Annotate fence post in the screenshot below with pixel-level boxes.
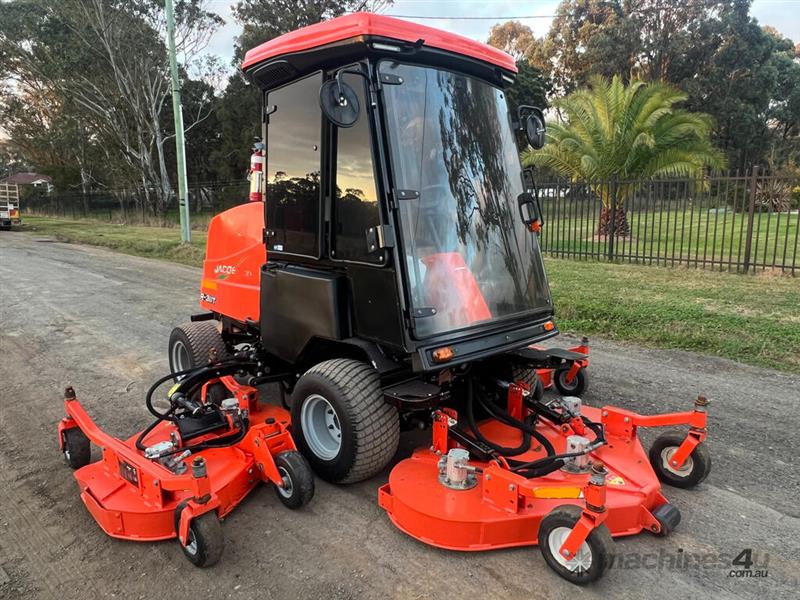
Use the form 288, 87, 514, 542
742, 165, 759, 274
607, 177, 617, 260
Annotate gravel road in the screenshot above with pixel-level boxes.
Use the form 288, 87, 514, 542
0, 231, 798, 600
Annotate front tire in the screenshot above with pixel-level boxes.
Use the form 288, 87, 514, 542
168, 321, 231, 377
291, 359, 399, 484
538, 505, 613, 585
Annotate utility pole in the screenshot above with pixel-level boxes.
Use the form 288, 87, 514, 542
166, 0, 191, 243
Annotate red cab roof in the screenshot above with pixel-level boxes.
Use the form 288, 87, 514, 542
242, 12, 517, 73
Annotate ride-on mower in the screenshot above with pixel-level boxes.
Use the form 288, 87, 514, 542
154, 13, 706, 582
57, 360, 315, 567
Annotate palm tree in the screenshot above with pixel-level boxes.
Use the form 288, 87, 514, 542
522, 75, 725, 236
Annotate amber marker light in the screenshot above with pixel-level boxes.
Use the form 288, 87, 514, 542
432, 346, 455, 363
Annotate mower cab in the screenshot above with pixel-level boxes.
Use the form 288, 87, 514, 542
168, 13, 581, 482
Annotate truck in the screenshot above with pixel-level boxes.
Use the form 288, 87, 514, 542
0, 183, 21, 230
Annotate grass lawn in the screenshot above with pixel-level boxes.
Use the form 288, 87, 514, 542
17, 215, 800, 372
20, 215, 208, 267
546, 258, 800, 371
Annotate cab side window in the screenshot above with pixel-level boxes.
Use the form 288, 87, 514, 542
266, 73, 322, 256
332, 72, 381, 263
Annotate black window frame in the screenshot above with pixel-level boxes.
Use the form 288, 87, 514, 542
263, 70, 325, 260
375, 58, 553, 342
326, 63, 387, 267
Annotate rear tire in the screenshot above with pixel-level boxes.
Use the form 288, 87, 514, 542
291, 359, 399, 484
168, 321, 231, 377
511, 366, 545, 401
62, 428, 91, 469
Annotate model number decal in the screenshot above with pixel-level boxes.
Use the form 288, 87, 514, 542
200, 292, 217, 304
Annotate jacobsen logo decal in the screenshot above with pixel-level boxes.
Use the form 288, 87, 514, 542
214, 264, 236, 277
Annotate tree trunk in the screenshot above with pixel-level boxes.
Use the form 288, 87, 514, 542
597, 205, 631, 237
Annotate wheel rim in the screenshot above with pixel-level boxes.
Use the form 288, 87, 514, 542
277, 466, 294, 498
660, 447, 694, 477
184, 528, 198, 555
559, 371, 577, 391
171, 340, 191, 375
548, 526, 593, 573
300, 394, 342, 460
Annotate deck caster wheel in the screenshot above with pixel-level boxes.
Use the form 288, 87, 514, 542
168, 321, 231, 379
651, 503, 681, 537
649, 433, 711, 488
174, 504, 224, 568
62, 428, 91, 469
554, 367, 588, 397
273, 451, 315, 509
538, 505, 613, 585
292, 359, 399, 484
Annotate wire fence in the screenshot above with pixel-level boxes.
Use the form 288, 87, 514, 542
538, 170, 800, 274
22, 181, 250, 229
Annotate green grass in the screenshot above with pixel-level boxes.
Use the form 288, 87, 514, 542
546, 258, 800, 371
543, 208, 800, 269
17, 215, 800, 372
20, 215, 207, 267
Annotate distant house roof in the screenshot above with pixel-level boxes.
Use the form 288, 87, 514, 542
0, 172, 53, 185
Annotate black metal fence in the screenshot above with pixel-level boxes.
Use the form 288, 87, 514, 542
23, 181, 250, 228
538, 170, 800, 274
21, 172, 800, 274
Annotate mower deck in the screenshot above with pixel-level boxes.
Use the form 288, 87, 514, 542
378, 386, 709, 584
58, 371, 315, 567
379, 406, 665, 551
71, 400, 292, 542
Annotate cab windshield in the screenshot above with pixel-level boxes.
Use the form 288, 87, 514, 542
380, 61, 552, 338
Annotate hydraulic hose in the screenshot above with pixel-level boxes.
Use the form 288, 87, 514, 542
464, 379, 532, 456
459, 378, 607, 479
136, 358, 255, 451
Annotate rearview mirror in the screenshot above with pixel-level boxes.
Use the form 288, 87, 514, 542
525, 111, 546, 149
319, 78, 360, 128
516, 105, 546, 149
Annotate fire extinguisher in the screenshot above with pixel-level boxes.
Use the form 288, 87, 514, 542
248, 139, 265, 202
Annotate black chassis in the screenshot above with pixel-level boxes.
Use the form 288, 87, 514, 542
201, 35, 568, 411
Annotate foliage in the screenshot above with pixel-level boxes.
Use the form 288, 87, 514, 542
522, 76, 725, 233
524, 1, 800, 172
232, 1, 392, 60
0, 0, 220, 216
487, 20, 542, 63
503, 61, 552, 143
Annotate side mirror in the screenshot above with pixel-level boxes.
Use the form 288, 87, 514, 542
319, 79, 360, 127
517, 105, 546, 149
525, 111, 546, 149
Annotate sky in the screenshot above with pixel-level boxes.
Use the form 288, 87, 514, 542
203, 0, 800, 67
